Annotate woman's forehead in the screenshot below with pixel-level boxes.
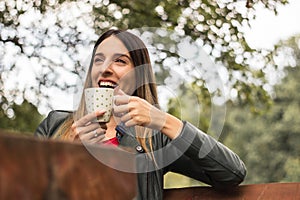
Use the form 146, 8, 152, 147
95, 36, 130, 56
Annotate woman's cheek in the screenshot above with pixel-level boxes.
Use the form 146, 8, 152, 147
118, 68, 136, 95
90, 67, 99, 87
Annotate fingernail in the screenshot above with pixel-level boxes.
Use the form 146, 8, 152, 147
96, 110, 106, 115
71, 123, 76, 129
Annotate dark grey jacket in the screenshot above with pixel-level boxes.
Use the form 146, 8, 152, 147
35, 110, 247, 200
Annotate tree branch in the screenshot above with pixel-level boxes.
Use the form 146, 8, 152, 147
0, 35, 24, 53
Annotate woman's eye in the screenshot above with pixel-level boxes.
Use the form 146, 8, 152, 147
94, 58, 104, 63
115, 58, 126, 64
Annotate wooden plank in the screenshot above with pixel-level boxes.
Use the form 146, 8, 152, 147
1, 132, 299, 199
164, 182, 300, 200
0, 133, 137, 200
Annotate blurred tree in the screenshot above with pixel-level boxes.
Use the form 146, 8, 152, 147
0, 99, 43, 134
0, 0, 289, 118
167, 82, 211, 131
166, 34, 300, 185
222, 34, 300, 183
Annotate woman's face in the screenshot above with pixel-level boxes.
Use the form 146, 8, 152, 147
91, 35, 135, 93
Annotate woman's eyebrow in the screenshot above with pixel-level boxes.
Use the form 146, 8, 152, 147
94, 53, 131, 59
94, 52, 132, 62
113, 53, 132, 61
94, 52, 104, 57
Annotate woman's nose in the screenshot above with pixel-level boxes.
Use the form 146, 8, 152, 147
100, 60, 114, 75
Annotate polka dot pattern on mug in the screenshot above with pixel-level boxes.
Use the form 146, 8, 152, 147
84, 88, 114, 122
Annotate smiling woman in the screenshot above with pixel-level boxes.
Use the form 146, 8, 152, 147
35, 29, 247, 200
91, 35, 135, 93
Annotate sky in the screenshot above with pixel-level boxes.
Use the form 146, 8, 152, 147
244, 0, 300, 49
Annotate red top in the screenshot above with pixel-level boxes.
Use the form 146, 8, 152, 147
102, 137, 119, 146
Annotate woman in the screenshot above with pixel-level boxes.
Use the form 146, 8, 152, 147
35, 29, 246, 199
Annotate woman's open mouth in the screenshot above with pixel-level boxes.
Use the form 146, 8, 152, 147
98, 81, 118, 88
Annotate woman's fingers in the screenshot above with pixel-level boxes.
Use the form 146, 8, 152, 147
114, 95, 166, 130
114, 96, 149, 126
71, 110, 107, 144
79, 127, 106, 142
120, 112, 131, 122
114, 94, 130, 106
73, 121, 100, 136
113, 92, 130, 119
113, 104, 129, 115
114, 89, 167, 130
72, 110, 106, 128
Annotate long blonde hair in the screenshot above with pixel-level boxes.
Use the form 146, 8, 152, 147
54, 29, 159, 154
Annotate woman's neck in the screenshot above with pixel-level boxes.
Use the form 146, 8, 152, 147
104, 118, 118, 139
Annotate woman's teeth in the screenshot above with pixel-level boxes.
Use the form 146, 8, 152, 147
98, 81, 117, 88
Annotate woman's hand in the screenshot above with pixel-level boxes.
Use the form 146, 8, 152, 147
113, 89, 165, 130
71, 110, 107, 144
113, 89, 183, 139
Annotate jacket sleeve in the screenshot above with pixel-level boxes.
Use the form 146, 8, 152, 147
34, 110, 72, 138
165, 121, 247, 188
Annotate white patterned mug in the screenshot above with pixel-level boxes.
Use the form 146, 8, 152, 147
84, 87, 114, 122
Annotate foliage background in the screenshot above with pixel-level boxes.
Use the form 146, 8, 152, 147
0, 0, 299, 187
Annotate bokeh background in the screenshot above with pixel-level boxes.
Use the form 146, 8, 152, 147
0, 0, 299, 188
